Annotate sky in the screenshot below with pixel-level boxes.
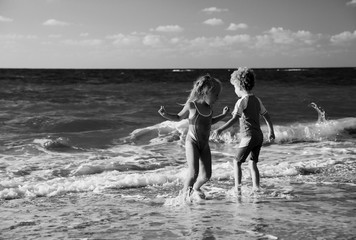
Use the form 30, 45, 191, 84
0, 0, 356, 68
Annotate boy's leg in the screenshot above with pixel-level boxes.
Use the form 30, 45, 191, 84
249, 161, 260, 190
249, 144, 262, 190
234, 161, 243, 192
235, 144, 250, 192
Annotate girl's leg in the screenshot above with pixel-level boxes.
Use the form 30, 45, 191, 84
192, 145, 211, 192
249, 161, 260, 190
184, 140, 200, 192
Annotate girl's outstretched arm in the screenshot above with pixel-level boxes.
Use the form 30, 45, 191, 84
158, 102, 190, 122
212, 106, 230, 124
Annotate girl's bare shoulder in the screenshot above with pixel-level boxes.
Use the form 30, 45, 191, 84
194, 101, 211, 115
185, 101, 195, 109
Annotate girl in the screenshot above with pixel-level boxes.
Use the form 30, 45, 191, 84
158, 74, 229, 200
214, 67, 275, 193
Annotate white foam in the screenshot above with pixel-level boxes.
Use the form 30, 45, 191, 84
0, 167, 186, 200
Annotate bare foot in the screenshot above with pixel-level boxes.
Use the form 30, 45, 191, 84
192, 189, 206, 199
183, 187, 193, 203
235, 185, 242, 197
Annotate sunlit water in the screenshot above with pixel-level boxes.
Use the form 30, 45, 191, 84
0, 68, 355, 239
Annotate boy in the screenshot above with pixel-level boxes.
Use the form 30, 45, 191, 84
214, 67, 275, 193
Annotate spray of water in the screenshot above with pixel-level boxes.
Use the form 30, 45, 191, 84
309, 102, 327, 123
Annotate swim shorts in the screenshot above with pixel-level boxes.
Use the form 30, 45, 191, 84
235, 135, 263, 163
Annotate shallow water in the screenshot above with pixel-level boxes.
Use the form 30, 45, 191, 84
2, 182, 355, 240
0, 68, 355, 239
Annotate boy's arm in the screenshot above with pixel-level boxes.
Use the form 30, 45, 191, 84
158, 102, 190, 122
212, 106, 229, 124
215, 114, 239, 134
262, 112, 275, 141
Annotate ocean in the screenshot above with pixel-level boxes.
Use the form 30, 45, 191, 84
0, 68, 355, 239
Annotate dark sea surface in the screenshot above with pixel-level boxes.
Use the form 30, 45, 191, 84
0, 68, 355, 239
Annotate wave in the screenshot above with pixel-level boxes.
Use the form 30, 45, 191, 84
1, 104, 355, 200
0, 167, 185, 200
273, 117, 356, 143
1, 150, 354, 200
125, 117, 356, 146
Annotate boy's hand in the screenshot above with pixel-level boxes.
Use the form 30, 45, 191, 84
222, 106, 230, 115
158, 106, 166, 116
268, 132, 275, 142
211, 129, 223, 139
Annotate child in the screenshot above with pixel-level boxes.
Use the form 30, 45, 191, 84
213, 67, 275, 193
158, 74, 229, 200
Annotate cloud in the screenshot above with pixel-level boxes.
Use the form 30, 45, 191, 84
186, 34, 251, 49
261, 27, 320, 45
330, 30, 356, 45
251, 27, 323, 57
80, 33, 89, 37
167, 27, 332, 60
43, 19, 70, 26
62, 39, 103, 46
154, 25, 184, 33
107, 32, 251, 51
0, 34, 37, 39
103, 27, 326, 58
210, 35, 251, 47
227, 23, 248, 31
346, 0, 356, 7
108, 33, 183, 49
202, 7, 228, 14
107, 33, 141, 46
222, 34, 251, 44
143, 34, 163, 47
49, 34, 62, 38
0, 15, 14, 22
170, 37, 183, 44
203, 18, 224, 26
267, 27, 296, 44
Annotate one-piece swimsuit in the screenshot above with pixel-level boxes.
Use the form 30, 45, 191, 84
186, 101, 212, 152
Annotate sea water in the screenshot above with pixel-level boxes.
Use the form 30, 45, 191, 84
0, 68, 355, 239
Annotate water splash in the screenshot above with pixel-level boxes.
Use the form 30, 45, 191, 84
308, 102, 327, 123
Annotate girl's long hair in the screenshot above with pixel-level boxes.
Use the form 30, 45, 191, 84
185, 74, 222, 104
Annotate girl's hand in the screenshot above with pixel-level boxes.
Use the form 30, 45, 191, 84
158, 106, 166, 116
222, 106, 230, 115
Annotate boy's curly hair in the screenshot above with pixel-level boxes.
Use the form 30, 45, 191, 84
230, 67, 255, 91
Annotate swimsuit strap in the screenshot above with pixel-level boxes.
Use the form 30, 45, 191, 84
193, 101, 212, 117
